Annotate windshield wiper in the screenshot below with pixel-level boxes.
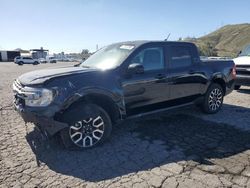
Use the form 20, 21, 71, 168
74, 63, 91, 68
74, 63, 81, 67
80, 65, 91, 68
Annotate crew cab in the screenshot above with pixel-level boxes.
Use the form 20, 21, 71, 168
233, 44, 250, 89
14, 56, 39, 65
12, 41, 236, 149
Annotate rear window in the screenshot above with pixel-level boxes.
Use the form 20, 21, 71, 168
169, 46, 192, 68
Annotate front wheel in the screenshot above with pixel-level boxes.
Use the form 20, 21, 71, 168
60, 103, 112, 150
201, 83, 224, 114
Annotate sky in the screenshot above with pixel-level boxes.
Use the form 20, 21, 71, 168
0, 0, 250, 53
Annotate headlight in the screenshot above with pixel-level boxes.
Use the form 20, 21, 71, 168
24, 87, 55, 107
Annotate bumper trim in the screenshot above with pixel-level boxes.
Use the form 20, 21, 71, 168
15, 104, 68, 136
235, 75, 250, 86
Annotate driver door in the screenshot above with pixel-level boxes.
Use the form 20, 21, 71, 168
121, 44, 169, 111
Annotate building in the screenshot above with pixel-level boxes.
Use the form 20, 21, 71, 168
0, 50, 20, 62
30, 47, 48, 59
15, 48, 30, 57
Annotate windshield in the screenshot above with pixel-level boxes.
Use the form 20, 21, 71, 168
239, 45, 250, 56
80, 44, 135, 70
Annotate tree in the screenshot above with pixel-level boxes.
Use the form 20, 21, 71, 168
81, 49, 89, 55
80, 49, 90, 60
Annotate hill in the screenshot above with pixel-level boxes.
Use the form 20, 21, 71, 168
184, 23, 250, 57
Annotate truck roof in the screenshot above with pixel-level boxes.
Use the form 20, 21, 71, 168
113, 40, 195, 47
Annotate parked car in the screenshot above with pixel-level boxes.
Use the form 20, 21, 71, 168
61, 58, 71, 62
233, 44, 250, 90
48, 57, 57, 63
14, 56, 39, 65
39, 58, 47, 63
13, 41, 236, 149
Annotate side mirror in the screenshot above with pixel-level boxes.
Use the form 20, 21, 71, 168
128, 63, 144, 74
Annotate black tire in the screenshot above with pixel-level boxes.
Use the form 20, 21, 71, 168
60, 103, 112, 150
234, 85, 241, 90
33, 61, 39, 65
18, 61, 23, 65
201, 83, 224, 114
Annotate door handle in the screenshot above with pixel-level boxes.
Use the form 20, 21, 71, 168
189, 70, 196, 74
155, 74, 166, 79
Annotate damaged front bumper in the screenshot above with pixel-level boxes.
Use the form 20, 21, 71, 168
14, 103, 68, 136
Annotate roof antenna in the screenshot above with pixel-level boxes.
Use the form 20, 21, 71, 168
165, 33, 171, 41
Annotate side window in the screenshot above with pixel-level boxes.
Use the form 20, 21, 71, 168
170, 46, 192, 68
131, 47, 164, 71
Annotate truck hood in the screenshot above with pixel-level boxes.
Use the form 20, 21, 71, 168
233, 56, 250, 65
18, 66, 97, 86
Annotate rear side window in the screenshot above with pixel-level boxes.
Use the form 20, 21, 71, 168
169, 46, 192, 68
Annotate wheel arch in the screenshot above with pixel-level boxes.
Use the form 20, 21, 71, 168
57, 91, 123, 125
211, 76, 226, 94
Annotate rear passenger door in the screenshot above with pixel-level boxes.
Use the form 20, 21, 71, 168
27, 57, 34, 64
167, 44, 202, 100
23, 57, 32, 64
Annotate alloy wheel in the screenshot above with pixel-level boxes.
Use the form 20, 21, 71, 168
208, 88, 223, 111
69, 116, 105, 148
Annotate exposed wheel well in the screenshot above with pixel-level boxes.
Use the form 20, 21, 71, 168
212, 78, 226, 94
57, 94, 121, 125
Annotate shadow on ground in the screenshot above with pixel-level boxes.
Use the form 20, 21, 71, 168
26, 104, 250, 182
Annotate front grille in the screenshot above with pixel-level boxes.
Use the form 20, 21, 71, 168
236, 65, 250, 76
13, 79, 26, 106
13, 79, 24, 94
236, 65, 250, 68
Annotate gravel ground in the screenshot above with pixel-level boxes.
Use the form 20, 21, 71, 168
0, 62, 250, 188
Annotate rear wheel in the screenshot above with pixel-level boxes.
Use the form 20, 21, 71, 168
202, 83, 224, 114
60, 103, 112, 150
33, 61, 39, 65
234, 85, 241, 90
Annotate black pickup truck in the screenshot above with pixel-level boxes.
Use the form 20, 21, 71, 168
13, 41, 236, 149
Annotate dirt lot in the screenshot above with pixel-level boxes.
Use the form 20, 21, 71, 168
0, 62, 250, 188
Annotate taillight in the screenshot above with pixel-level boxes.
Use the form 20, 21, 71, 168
232, 64, 236, 79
